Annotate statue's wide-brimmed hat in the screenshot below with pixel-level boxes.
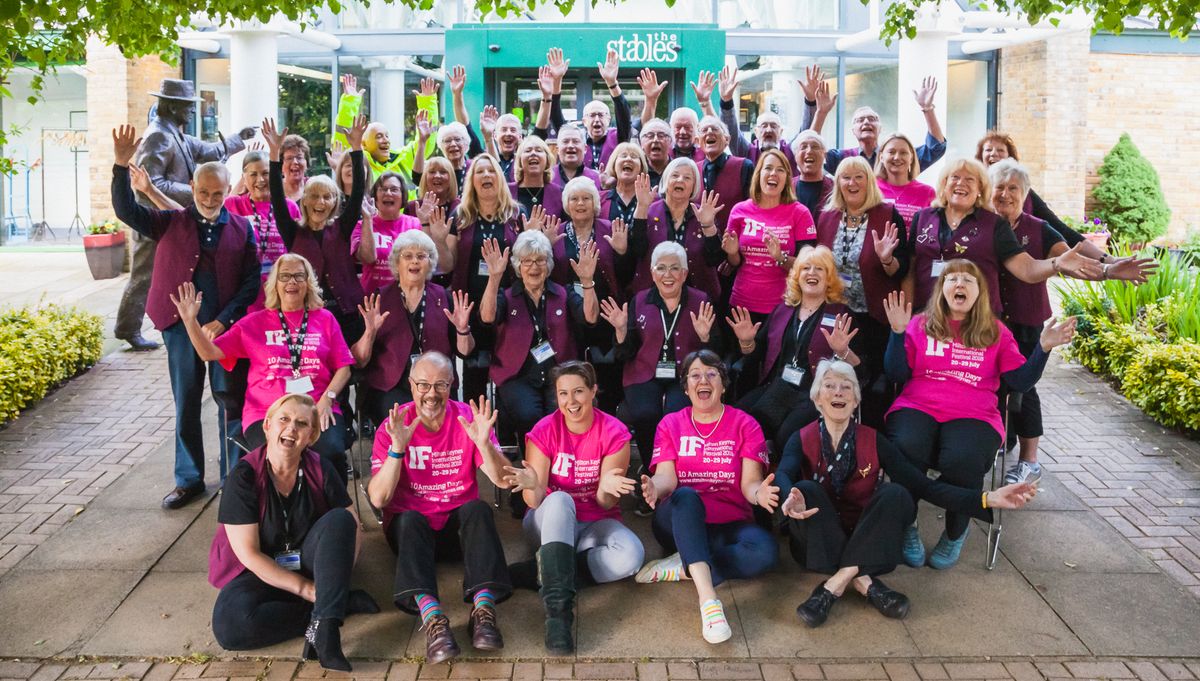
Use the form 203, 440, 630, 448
148, 79, 202, 103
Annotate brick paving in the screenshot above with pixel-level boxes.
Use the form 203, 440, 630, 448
0, 348, 172, 578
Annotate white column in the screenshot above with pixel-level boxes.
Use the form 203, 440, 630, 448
228, 29, 279, 129
897, 32, 949, 143
370, 62, 407, 146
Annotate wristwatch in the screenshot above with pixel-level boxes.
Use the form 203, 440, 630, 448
324, 391, 337, 401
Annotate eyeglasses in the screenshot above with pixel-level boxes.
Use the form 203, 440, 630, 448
377, 185, 405, 195
642, 132, 670, 140
399, 252, 430, 262
519, 257, 548, 268
853, 115, 880, 124
687, 370, 721, 383
412, 380, 452, 394
653, 264, 684, 275
282, 154, 307, 164
277, 272, 308, 283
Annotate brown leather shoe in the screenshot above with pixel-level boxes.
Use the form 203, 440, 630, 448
161, 484, 205, 510
468, 606, 504, 651
422, 614, 459, 664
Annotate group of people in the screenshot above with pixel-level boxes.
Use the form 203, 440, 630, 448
111, 50, 1157, 669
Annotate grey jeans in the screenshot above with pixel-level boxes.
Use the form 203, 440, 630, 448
522, 490, 645, 583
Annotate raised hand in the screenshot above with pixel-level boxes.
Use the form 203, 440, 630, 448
546, 47, 570, 84
260, 117, 287, 161
128, 164, 153, 195
640, 474, 659, 510
1039, 316, 1077, 352
721, 228, 740, 256
343, 114, 368, 151
690, 70, 716, 105
820, 313, 859, 358
1056, 242, 1104, 279
459, 397, 499, 446
987, 481, 1038, 510
502, 463, 539, 492
638, 68, 669, 100
236, 125, 258, 141
691, 301, 716, 342
913, 75, 938, 111
443, 290, 475, 334
755, 473, 780, 512
358, 293, 391, 334
570, 240, 599, 283
415, 109, 433, 141
798, 64, 826, 103
883, 290, 912, 334
634, 172, 656, 207
598, 297, 628, 333
480, 105, 499, 138
341, 73, 365, 98
169, 282, 203, 322
481, 238, 510, 279
384, 403, 417, 452
448, 65, 467, 94
1105, 254, 1158, 283
604, 218, 629, 255
413, 76, 440, 98
872, 221, 900, 264
718, 65, 738, 102
324, 139, 347, 170
696, 190, 726, 228
522, 204, 547, 233
598, 467, 636, 498
428, 205, 453, 242
537, 65, 556, 100
781, 487, 819, 520
112, 125, 142, 167
815, 79, 838, 114
763, 231, 783, 263
541, 215, 565, 244
598, 48, 620, 87
416, 191, 438, 225
725, 305, 761, 344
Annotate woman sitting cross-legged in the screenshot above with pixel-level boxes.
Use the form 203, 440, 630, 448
635, 350, 780, 644
209, 393, 379, 671
502, 361, 645, 653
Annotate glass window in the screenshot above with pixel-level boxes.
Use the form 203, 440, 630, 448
278, 60, 334, 176
719, 0, 836, 30
842, 58, 898, 152
719, 56, 837, 145
195, 58, 231, 143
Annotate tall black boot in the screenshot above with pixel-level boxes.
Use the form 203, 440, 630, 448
302, 618, 351, 672
537, 541, 576, 654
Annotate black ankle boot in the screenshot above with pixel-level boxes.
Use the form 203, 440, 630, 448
538, 542, 576, 654
508, 557, 539, 590
302, 618, 351, 672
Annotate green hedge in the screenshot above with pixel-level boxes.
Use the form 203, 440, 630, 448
0, 305, 104, 425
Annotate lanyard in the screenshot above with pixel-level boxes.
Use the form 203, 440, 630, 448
269, 468, 303, 551
522, 290, 549, 345
402, 288, 427, 354
277, 308, 309, 377
791, 305, 822, 365
667, 206, 692, 245
565, 223, 593, 267
659, 303, 682, 361
249, 199, 274, 259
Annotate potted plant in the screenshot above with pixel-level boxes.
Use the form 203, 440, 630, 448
1072, 216, 1111, 253
82, 219, 126, 280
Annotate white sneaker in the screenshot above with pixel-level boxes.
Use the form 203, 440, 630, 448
700, 598, 732, 644
635, 552, 688, 583
1004, 461, 1043, 485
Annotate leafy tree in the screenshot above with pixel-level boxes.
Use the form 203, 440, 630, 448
1090, 133, 1171, 245
877, 0, 1200, 41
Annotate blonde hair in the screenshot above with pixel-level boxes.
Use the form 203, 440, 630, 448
299, 175, 343, 230
515, 136, 554, 185
933, 158, 991, 210
456, 154, 518, 227
827, 156, 885, 213
418, 157, 459, 201
784, 245, 844, 307
749, 148, 797, 205
874, 133, 921, 183
264, 393, 320, 443
923, 258, 999, 349
603, 142, 649, 179
263, 253, 325, 311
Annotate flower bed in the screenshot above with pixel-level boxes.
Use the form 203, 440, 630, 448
0, 305, 104, 425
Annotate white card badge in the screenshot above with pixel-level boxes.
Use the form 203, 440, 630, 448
285, 375, 315, 395
781, 363, 805, 386
477, 260, 490, 277
531, 341, 556, 364
655, 361, 676, 380
931, 260, 947, 278
821, 313, 838, 328
274, 550, 301, 571
573, 282, 584, 297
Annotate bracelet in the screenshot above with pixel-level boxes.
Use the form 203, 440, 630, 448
456, 328, 471, 335
881, 257, 896, 267
921, 106, 935, 113
739, 339, 755, 348
1101, 264, 1110, 280
981, 491, 989, 509
541, 99, 552, 103
580, 282, 596, 289
387, 449, 402, 460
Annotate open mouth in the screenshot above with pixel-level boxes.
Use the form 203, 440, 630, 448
696, 387, 713, 400
953, 292, 968, 304
765, 178, 780, 191
280, 434, 298, 447
619, 160, 637, 174
567, 404, 582, 416
804, 275, 821, 287
829, 400, 847, 410
702, 133, 721, 149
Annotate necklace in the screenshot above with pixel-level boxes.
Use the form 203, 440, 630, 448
690, 406, 725, 439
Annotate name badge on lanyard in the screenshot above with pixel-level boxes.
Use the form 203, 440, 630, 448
279, 308, 312, 395
820, 313, 838, 328
655, 361, 676, 380
931, 259, 947, 278
274, 550, 302, 571
782, 363, 805, 386
531, 340, 555, 364
657, 305, 682, 380
477, 260, 491, 277
285, 375, 315, 395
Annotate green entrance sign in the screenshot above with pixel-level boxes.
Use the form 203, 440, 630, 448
445, 23, 725, 126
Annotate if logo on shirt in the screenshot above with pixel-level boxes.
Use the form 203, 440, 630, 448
551, 452, 575, 477
925, 338, 951, 357
742, 219, 765, 237
408, 445, 432, 469
265, 330, 288, 346
679, 436, 704, 457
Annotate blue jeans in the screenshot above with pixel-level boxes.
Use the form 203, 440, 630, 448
650, 486, 778, 586
162, 322, 237, 489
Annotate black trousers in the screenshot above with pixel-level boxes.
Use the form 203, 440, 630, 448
496, 369, 555, 458
211, 508, 356, 651
786, 481, 914, 577
851, 311, 894, 430
1008, 324, 1043, 439
365, 385, 414, 430
387, 499, 512, 615
245, 414, 349, 486
621, 379, 689, 472
885, 408, 999, 540
738, 382, 820, 458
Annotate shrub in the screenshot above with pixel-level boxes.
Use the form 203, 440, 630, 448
1090, 133, 1171, 245
1121, 341, 1200, 431
1096, 323, 1155, 381
0, 305, 103, 425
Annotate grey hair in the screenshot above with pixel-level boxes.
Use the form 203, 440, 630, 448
388, 229, 438, 281
412, 351, 454, 379
194, 161, 231, 186
436, 121, 469, 149
987, 158, 1031, 202
242, 151, 269, 168
650, 241, 688, 272
658, 157, 702, 201
698, 115, 729, 137
510, 229, 555, 273
809, 359, 862, 404
670, 108, 699, 125
791, 129, 827, 154
557, 124, 585, 142
562, 176, 601, 216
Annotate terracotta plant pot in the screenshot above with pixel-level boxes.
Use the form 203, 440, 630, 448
83, 230, 127, 280
1082, 232, 1109, 253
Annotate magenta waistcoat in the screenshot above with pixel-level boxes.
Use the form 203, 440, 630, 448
816, 203, 901, 324
761, 301, 849, 381
365, 283, 454, 392
289, 224, 360, 313
584, 129, 621, 171
550, 219, 622, 303
910, 207, 1005, 316
147, 212, 252, 330
508, 181, 564, 220
551, 165, 604, 192
450, 217, 521, 296
632, 200, 721, 302
799, 422, 882, 533
999, 212, 1053, 328
624, 287, 710, 386
489, 282, 579, 385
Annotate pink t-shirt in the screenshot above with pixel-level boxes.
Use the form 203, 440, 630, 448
213, 308, 355, 427
351, 215, 423, 293
225, 195, 301, 312
526, 409, 632, 523
650, 406, 768, 524
887, 315, 1026, 437
370, 401, 498, 530
876, 179, 936, 225
727, 200, 816, 313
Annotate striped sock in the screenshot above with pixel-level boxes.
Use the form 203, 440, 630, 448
700, 599, 726, 627
416, 593, 441, 626
472, 589, 496, 611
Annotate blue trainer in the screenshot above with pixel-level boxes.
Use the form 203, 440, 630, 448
902, 524, 925, 568
928, 527, 969, 570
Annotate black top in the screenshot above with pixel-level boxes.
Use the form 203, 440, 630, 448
1028, 189, 1082, 247
218, 457, 352, 556
701, 153, 754, 196
794, 178, 829, 221
270, 150, 365, 251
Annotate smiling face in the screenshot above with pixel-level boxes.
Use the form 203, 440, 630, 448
517, 249, 549, 289
555, 373, 597, 429
980, 140, 1009, 167
641, 122, 671, 166
698, 118, 727, 160
263, 398, 319, 458
365, 123, 391, 162
566, 189, 596, 223
942, 270, 981, 319
518, 141, 549, 179
757, 154, 789, 199
496, 116, 522, 155
797, 259, 829, 299
409, 358, 453, 423
944, 169, 981, 212
880, 138, 914, 182
838, 166, 868, 211
651, 253, 686, 298
471, 159, 500, 197
612, 147, 641, 182
851, 107, 880, 145
684, 357, 725, 412
282, 147, 308, 183
583, 101, 611, 140
191, 171, 230, 221
440, 131, 467, 165
274, 258, 310, 309
813, 371, 859, 423
243, 159, 270, 203
795, 138, 825, 179
755, 113, 782, 147
557, 129, 584, 168
394, 244, 432, 287
426, 164, 452, 197
304, 186, 337, 225
665, 162, 697, 202
374, 176, 405, 218
671, 110, 697, 150
991, 177, 1025, 223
